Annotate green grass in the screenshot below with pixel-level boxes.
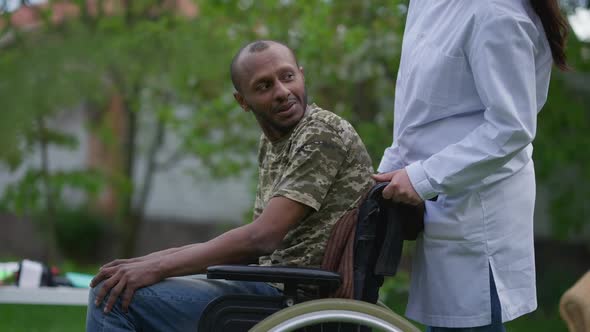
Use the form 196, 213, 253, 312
383, 294, 568, 332
0, 304, 87, 332
0, 300, 568, 332
0, 259, 96, 331
0, 261, 570, 332
506, 310, 568, 332
386, 298, 568, 332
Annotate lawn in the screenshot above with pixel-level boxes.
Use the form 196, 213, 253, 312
385, 295, 568, 332
506, 310, 568, 332
0, 300, 568, 331
0, 263, 571, 332
0, 304, 87, 332
0, 260, 571, 332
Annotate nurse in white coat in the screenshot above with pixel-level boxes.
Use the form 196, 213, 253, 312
373, 0, 569, 330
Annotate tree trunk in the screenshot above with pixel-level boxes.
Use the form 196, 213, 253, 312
120, 90, 138, 258
121, 105, 166, 257
36, 115, 62, 265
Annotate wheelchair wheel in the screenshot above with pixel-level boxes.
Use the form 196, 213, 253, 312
250, 298, 421, 332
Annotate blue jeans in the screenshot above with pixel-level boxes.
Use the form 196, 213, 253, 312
426, 267, 506, 332
86, 276, 281, 332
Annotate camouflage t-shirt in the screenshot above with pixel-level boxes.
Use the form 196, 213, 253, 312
255, 104, 374, 268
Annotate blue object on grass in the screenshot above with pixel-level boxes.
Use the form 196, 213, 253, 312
65, 272, 94, 288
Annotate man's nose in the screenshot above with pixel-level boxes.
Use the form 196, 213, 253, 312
273, 81, 290, 101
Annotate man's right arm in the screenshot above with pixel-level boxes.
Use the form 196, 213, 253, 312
91, 196, 311, 313
98, 245, 194, 270
157, 196, 311, 277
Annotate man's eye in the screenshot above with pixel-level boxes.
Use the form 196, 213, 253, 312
256, 83, 270, 91
283, 73, 295, 80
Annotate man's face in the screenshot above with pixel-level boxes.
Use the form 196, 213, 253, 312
234, 44, 307, 141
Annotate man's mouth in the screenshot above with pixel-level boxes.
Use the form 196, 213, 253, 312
276, 100, 296, 113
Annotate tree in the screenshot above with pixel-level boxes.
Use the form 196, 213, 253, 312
0, 0, 258, 259
1, 0, 588, 264
1, 0, 409, 260
534, 27, 590, 240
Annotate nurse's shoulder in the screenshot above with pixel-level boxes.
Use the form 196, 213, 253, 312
470, 0, 551, 57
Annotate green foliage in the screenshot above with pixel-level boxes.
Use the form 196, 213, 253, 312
0, 169, 105, 216
200, 0, 407, 168
0, 0, 588, 243
0, 0, 407, 206
54, 208, 108, 263
379, 271, 411, 313
534, 31, 590, 239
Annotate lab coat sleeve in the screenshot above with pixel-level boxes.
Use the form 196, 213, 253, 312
406, 14, 541, 200
378, 140, 405, 173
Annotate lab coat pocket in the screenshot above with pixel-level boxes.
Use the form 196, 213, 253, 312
419, 43, 468, 107
424, 189, 485, 242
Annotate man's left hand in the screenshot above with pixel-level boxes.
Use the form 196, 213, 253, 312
90, 258, 164, 313
372, 169, 423, 205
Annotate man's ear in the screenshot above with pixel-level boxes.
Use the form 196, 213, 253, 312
299, 66, 305, 80
233, 92, 249, 112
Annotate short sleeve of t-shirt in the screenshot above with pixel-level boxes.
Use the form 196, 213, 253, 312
273, 122, 348, 211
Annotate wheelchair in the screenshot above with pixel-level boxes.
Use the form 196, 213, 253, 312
198, 182, 422, 332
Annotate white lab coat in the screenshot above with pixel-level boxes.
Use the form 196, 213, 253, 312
378, 0, 553, 327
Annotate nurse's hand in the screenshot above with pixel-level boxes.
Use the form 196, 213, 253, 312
372, 170, 423, 205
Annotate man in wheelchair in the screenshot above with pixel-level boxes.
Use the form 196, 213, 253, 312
86, 40, 376, 331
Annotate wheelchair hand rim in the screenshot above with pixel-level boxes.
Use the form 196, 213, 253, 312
265, 309, 407, 332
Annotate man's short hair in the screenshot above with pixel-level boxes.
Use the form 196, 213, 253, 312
230, 40, 298, 92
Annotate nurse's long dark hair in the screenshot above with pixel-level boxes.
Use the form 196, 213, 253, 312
530, 0, 570, 70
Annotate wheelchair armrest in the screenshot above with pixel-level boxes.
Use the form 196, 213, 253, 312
207, 265, 341, 295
